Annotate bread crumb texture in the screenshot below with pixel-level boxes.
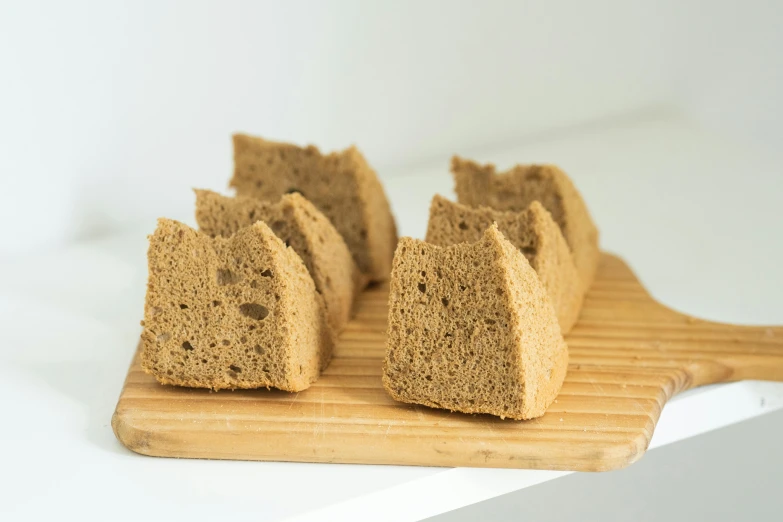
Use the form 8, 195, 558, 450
230, 134, 398, 282
451, 156, 599, 292
140, 218, 332, 392
382, 224, 568, 420
426, 194, 584, 333
194, 189, 363, 335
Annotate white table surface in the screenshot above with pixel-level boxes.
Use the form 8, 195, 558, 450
1, 113, 781, 521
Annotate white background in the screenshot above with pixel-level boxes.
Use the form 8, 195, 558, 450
1, 0, 781, 256
1, 1, 782, 521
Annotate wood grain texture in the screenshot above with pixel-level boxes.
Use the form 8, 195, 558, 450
112, 254, 783, 471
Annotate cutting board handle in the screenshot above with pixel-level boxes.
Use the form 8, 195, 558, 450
595, 255, 783, 389
684, 324, 783, 387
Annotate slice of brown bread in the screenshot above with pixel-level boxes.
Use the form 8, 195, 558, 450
230, 134, 398, 282
194, 189, 363, 335
382, 224, 568, 420
451, 156, 599, 292
140, 218, 332, 392
425, 195, 583, 334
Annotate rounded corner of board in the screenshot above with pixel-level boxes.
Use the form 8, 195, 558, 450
592, 433, 651, 472
111, 408, 157, 457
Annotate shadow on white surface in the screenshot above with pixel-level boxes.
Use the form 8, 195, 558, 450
429, 408, 783, 522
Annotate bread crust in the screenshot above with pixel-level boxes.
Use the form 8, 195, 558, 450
141, 219, 332, 392
230, 134, 398, 282
426, 194, 584, 333
195, 189, 363, 335
382, 224, 568, 420
452, 156, 599, 293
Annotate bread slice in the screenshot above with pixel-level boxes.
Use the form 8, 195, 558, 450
451, 156, 599, 292
140, 218, 332, 392
425, 195, 583, 334
230, 134, 398, 282
194, 189, 363, 335
382, 224, 568, 420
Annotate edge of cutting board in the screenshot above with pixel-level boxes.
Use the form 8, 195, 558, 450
112, 253, 783, 471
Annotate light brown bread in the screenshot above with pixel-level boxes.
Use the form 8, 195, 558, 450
230, 134, 398, 282
425, 195, 583, 333
382, 224, 568, 420
451, 156, 599, 292
194, 189, 363, 335
140, 218, 332, 392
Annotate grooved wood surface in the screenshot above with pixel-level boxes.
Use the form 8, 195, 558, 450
112, 254, 783, 471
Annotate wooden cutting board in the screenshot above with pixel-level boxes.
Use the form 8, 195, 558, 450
112, 253, 783, 471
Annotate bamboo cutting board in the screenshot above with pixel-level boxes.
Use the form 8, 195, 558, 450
112, 254, 783, 471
